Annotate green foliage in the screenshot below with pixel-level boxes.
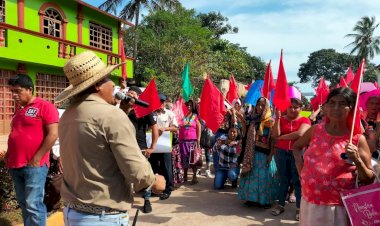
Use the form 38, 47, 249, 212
345, 16, 380, 61
297, 49, 379, 87
197, 11, 238, 38
0, 161, 18, 212
129, 7, 265, 97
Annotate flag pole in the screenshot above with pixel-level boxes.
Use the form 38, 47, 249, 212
349, 59, 364, 144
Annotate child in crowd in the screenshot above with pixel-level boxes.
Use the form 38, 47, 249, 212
213, 127, 240, 189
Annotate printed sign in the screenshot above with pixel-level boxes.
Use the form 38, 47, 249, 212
341, 183, 380, 226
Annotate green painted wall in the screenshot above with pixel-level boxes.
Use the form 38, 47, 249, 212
81, 6, 119, 54
5, 0, 17, 26
1, 0, 133, 79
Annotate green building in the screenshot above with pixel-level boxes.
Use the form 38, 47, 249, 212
0, 0, 134, 134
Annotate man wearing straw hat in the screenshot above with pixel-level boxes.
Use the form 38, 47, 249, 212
55, 51, 165, 225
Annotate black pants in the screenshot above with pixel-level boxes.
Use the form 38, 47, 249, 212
149, 153, 174, 193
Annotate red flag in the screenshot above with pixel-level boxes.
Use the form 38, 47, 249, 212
245, 82, 252, 91
339, 76, 348, 88
345, 65, 354, 85
315, 77, 329, 105
374, 82, 380, 89
310, 97, 319, 112
262, 60, 275, 99
172, 96, 188, 123
133, 78, 161, 118
120, 41, 127, 80
349, 59, 366, 140
226, 74, 239, 103
273, 50, 290, 112
200, 78, 227, 133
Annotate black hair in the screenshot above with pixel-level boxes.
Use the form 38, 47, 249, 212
326, 87, 356, 108
8, 74, 34, 94
128, 86, 142, 95
186, 99, 198, 114
290, 98, 302, 107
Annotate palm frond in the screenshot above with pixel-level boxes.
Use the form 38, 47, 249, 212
98, 0, 123, 15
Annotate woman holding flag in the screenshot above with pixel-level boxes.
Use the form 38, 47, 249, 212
293, 87, 374, 225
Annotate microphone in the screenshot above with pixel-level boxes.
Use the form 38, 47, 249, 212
115, 92, 150, 108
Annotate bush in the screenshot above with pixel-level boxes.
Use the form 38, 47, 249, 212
0, 161, 18, 211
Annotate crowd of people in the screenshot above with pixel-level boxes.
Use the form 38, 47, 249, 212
2, 50, 379, 226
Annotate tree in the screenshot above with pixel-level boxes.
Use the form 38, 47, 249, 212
99, 0, 180, 59
297, 49, 377, 87
345, 16, 380, 61
197, 11, 238, 39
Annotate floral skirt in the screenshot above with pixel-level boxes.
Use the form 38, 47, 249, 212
172, 144, 184, 185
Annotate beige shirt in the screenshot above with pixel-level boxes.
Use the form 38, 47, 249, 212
59, 94, 155, 211
156, 109, 178, 129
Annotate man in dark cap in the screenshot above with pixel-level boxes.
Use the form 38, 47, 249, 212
119, 86, 159, 213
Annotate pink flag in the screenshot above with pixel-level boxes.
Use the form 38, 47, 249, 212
172, 96, 188, 123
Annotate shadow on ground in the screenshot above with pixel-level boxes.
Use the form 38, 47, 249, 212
134, 176, 298, 226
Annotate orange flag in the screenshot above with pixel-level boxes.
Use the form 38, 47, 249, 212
273, 50, 290, 112
133, 78, 161, 118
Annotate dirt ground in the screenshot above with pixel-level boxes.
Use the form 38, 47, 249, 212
37, 173, 298, 226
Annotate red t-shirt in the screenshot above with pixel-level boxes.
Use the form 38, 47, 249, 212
7, 97, 59, 168
275, 116, 311, 150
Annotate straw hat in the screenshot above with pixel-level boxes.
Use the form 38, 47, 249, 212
54, 51, 123, 103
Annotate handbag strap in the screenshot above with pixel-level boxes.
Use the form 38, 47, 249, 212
355, 169, 380, 188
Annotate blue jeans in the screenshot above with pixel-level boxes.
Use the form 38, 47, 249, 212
204, 148, 211, 165
214, 167, 240, 189
274, 148, 301, 208
9, 164, 48, 226
64, 207, 129, 226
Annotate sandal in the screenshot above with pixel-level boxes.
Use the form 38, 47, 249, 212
271, 205, 285, 216
190, 179, 198, 185
289, 194, 296, 203
295, 209, 300, 221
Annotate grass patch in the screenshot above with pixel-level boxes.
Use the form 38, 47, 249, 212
0, 208, 22, 226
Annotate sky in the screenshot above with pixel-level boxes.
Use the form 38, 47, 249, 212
85, 0, 380, 94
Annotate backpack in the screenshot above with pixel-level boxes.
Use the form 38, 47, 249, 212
200, 125, 215, 149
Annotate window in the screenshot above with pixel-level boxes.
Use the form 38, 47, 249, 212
0, 0, 5, 22
90, 22, 112, 51
43, 8, 62, 38
35, 73, 69, 107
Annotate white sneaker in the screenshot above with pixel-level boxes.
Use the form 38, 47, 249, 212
205, 170, 214, 178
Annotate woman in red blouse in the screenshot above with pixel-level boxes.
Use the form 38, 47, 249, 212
293, 87, 374, 226
271, 98, 311, 220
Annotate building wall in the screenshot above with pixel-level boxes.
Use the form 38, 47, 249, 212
1, 0, 134, 77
